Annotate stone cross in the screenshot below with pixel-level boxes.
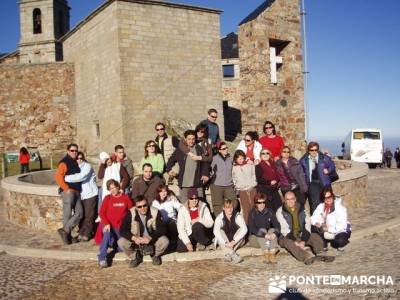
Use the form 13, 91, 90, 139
270, 46, 282, 84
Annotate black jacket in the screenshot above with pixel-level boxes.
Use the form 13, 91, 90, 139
248, 207, 280, 238
166, 144, 209, 188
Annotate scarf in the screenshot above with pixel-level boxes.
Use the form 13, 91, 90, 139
287, 205, 300, 239
246, 143, 255, 161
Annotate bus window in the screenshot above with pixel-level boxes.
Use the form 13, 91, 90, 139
353, 131, 380, 140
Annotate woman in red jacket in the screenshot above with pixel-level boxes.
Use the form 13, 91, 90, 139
98, 179, 133, 268
19, 147, 30, 174
255, 149, 282, 212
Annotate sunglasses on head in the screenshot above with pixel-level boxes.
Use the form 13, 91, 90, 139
136, 204, 148, 209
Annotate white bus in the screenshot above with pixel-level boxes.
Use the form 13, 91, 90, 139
342, 128, 383, 168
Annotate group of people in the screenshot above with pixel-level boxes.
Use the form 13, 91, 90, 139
383, 147, 400, 168
55, 109, 351, 268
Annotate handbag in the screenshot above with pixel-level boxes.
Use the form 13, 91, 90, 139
329, 169, 339, 183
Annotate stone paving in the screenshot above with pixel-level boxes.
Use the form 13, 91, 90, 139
0, 168, 399, 299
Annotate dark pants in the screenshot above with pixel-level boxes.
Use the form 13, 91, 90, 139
166, 220, 179, 245
282, 187, 306, 206
176, 222, 213, 252
312, 227, 351, 249
308, 181, 323, 215
98, 227, 121, 262
79, 196, 97, 239
210, 184, 237, 216
20, 163, 29, 174
256, 185, 282, 212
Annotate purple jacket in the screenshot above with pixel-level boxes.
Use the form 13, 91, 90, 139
299, 152, 336, 187
276, 157, 308, 193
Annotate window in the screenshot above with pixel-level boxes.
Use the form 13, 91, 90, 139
353, 132, 380, 140
33, 8, 42, 34
223, 64, 235, 78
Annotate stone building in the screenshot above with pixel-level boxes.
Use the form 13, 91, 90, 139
0, 0, 305, 162
222, 0, 305, 157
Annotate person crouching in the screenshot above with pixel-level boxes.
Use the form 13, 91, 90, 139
118, 195, 169, 267
214, 199, 248, 264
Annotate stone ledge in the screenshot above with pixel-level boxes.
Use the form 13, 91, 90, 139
335, 160, 369, 182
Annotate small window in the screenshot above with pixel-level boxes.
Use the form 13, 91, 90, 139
223, 64, 235, 78
33, 8, 42, 34
353, 132, 380, 140
94, 121, 100, 138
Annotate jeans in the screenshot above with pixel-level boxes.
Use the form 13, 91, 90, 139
61, 191, 83, 234
98, 227, 121, 262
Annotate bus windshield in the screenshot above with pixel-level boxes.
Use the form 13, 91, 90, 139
353, 131, 380, 140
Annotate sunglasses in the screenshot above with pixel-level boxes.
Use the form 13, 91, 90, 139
136, 204, 148, 209
77, 157, 83, 160
282, 151, 290, 154
256, 201, 266, 204
147, 144, 156, 148
309, 149, 318, 152
264, 126, 273, 129
189, 197, 198, 200
220, 147, 228, 151
210, 115, 217, 119
156, 128, 165, 131
244, 139, 252, 142
69, 149, 78, 152
261, 152, 270, 155
324, 195, 333, 200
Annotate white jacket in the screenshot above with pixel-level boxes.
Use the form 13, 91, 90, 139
177, 202, 214, 245
311, 197, 349, 235
65, 161, 98, 200
152, 195, 182, 222
213, 212, 248, 245
236, 140, 263, 161
232, 163, 257, 191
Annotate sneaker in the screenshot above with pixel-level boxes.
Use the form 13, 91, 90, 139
224, 253, 232, 262
99, 260, 108, 268
231, 253, 243, 264
304, 256, 315, 265
196, 244, 206, 251
95, 216, 101, 223
337, 247, 345, 252
71, 236, 80, 244
57, 228, 71, 245
151, 255, 162, 266
315, 255, 335, 263
129, 253, 143, 268
78, 235, 90, 242
323, 247, 329, 252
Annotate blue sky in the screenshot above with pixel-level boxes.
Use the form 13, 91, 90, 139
1, 0, 399, 140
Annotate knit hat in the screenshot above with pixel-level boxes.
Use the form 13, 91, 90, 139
99, 151, 110, 161
187, 188, 199, 199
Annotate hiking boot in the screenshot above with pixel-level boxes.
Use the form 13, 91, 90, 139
196, 243, 206, 251
99, 260, 108, 268
264, 251, 270, 263
269, 250, 278, 264
57, 228, 71, 245
71, 236, 80, 244
231, 253, 243, 264
151, 255, 162, 266
129, 252, 143, 268
78, 235, 90, 242
315, 255, 335, 263
304, 256, 315, 265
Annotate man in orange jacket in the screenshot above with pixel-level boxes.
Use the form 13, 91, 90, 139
55, 143, 83, 244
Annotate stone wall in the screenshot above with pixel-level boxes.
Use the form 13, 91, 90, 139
63, 0, 223, 162
62, 1, 122, 156
117, 1, 223, 162
0, 63, 76, 154
238, 0, 305, 158
333, 176, 367, 208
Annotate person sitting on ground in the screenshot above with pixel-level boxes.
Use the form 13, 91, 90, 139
166, 130, 209, 203
210, 141, 237, 217
98, 179, 133, 268
65, 151, 98, 242
214, 199, 248, 264
131, 163, 164, 206
176, 188, 214, 252
152, 185, 182, 248
247, 193, 280, 264
232, 149, 257, 224
118, 195, 169, 267
276, 191, 335, 265
236, 131, 263, 165
311, 186, 351, 251
140, 140, 165, 177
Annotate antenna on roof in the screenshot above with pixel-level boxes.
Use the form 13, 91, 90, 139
301, 0, 309, 142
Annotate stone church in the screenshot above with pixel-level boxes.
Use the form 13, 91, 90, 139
0, 0, 305, 162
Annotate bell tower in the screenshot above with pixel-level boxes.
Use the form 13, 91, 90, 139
18, 0, 70, 63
